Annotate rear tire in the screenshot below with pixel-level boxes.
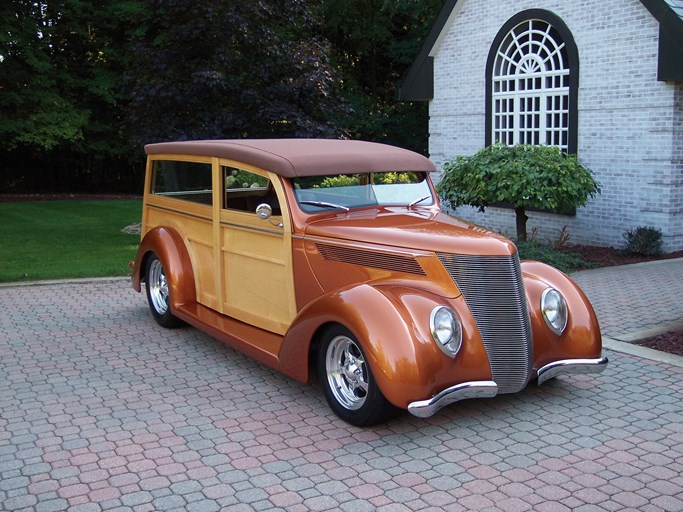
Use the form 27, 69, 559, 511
145, 253, 183, 328
318, 325, 397, 426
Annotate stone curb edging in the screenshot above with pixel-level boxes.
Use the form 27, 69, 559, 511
603, 336, 683, 368
611, 320, 683, 343
0, 276, 130, 288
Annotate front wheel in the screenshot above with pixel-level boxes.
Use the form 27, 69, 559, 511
145, 253, 182, 328
318, 325, 397, 426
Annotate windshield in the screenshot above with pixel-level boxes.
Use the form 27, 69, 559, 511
294, 172, 433, 213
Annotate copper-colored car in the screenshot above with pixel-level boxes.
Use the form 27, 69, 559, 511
131, 139, 607, 426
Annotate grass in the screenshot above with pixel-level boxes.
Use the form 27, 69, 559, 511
0, 200, 142, 282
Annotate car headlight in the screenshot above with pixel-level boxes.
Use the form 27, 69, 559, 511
541, 288, 568, 335
430, 306, 462, 358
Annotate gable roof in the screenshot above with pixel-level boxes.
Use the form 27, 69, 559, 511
144, 139, 436, 178
641, 0, 683, 79
398, 0, 683, 101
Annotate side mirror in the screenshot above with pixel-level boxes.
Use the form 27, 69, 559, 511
255, 203, 272, 220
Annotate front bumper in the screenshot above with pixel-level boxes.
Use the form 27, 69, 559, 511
406, 356, 609, 418
407, 381, 498, 418
536, 356, 609, 385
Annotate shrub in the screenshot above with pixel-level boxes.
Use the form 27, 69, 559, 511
437, 144, 601, 243
516, 241, 589, 273
622, 226, 663, 256
320, 175, 360, 188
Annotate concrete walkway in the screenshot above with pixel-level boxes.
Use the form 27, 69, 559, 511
0, 265, 682, 511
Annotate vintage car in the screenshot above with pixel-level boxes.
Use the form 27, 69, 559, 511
131, 139, 608, 426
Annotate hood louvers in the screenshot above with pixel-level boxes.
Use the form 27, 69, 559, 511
316, 243, 426, 276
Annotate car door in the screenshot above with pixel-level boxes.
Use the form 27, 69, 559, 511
144, 155, 219, 310
217, 163, 296, 335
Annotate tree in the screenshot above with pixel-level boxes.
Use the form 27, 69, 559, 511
436, 144, 601, 243
1, 0, 440, 193
0, 0, 146, 192
0, 1, 86, 151
126, 0, 347, 144
320, 0, 442, 154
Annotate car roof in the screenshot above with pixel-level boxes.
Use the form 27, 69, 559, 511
144, 139, 436, 178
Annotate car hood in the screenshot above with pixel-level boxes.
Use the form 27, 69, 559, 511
304, 208, 518, 256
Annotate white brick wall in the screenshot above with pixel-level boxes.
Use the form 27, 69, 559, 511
429, 0, 683, 251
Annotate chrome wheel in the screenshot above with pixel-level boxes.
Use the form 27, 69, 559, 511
145, 253, 182, 329
148, 258, 169, 315
325, 335, 368, 410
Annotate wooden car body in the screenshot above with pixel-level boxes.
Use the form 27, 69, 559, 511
131, 139, 607, 424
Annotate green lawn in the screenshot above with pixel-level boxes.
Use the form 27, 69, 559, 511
0, 200, 142, 282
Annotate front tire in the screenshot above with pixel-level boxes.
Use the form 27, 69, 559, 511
318, 325, 397, 426
145, 253, 182, 328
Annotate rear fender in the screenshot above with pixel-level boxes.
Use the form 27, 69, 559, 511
131, 227, 196, 309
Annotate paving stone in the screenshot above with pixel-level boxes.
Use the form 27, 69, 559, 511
152, 494, 187, 510
1, 274, 683, 511
3, 493, 39, 510
119, 490, 154, 507
68, 504, 102, 512
185, 499, 220, 512
34, 497, 70, 512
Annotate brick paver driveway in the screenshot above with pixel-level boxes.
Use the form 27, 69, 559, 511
1, 280, 682, 511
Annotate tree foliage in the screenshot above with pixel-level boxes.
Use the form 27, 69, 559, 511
0, 0, 440, 193
126, 0, 346, 143
1, 0, 84, 151
437, 144, 602, 242
320, 0, 441, 153
1, 0, 145, 191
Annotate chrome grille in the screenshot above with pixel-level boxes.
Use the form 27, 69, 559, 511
437, 253, 532, 393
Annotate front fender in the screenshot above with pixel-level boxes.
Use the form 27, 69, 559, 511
521, 260, 602, 370
279, 283, 491, 409
131, 226, 196, 310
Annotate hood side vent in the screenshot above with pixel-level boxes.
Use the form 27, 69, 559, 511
316, 243, 426, 276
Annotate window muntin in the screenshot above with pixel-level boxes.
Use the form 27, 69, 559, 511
492, 19, 570, 150
223, 167, 280, 215
151, 160, 213, 205
294, 172, 433, 213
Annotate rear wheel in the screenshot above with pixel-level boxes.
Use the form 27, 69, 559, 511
145, 253, 182, 328
318, 325, 397, 426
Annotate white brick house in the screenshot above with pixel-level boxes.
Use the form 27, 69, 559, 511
400, 0, 683, 251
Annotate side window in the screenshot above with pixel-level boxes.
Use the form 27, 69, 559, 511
223, 167, 281, 215
152, 160, 213, 205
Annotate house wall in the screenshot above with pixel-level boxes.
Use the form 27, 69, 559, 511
670, 83, 683, 249
430, 0, 683, 251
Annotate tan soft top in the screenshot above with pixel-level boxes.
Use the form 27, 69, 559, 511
144, 139, 435, 178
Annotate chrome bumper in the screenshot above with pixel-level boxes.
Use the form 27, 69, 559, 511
537, 356, 609, 385
407, 381, 498, 418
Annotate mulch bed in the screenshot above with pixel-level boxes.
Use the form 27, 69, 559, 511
559, 244, 683, 268
636, 331, 683, 357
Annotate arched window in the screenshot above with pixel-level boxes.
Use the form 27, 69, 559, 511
486, 10, 578, 153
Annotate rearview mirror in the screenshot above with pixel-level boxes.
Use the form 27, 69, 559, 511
255, 203, 273, 220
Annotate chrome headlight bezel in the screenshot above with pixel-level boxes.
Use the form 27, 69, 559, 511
429, 306, 463, 358
541, 288, 568, 335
